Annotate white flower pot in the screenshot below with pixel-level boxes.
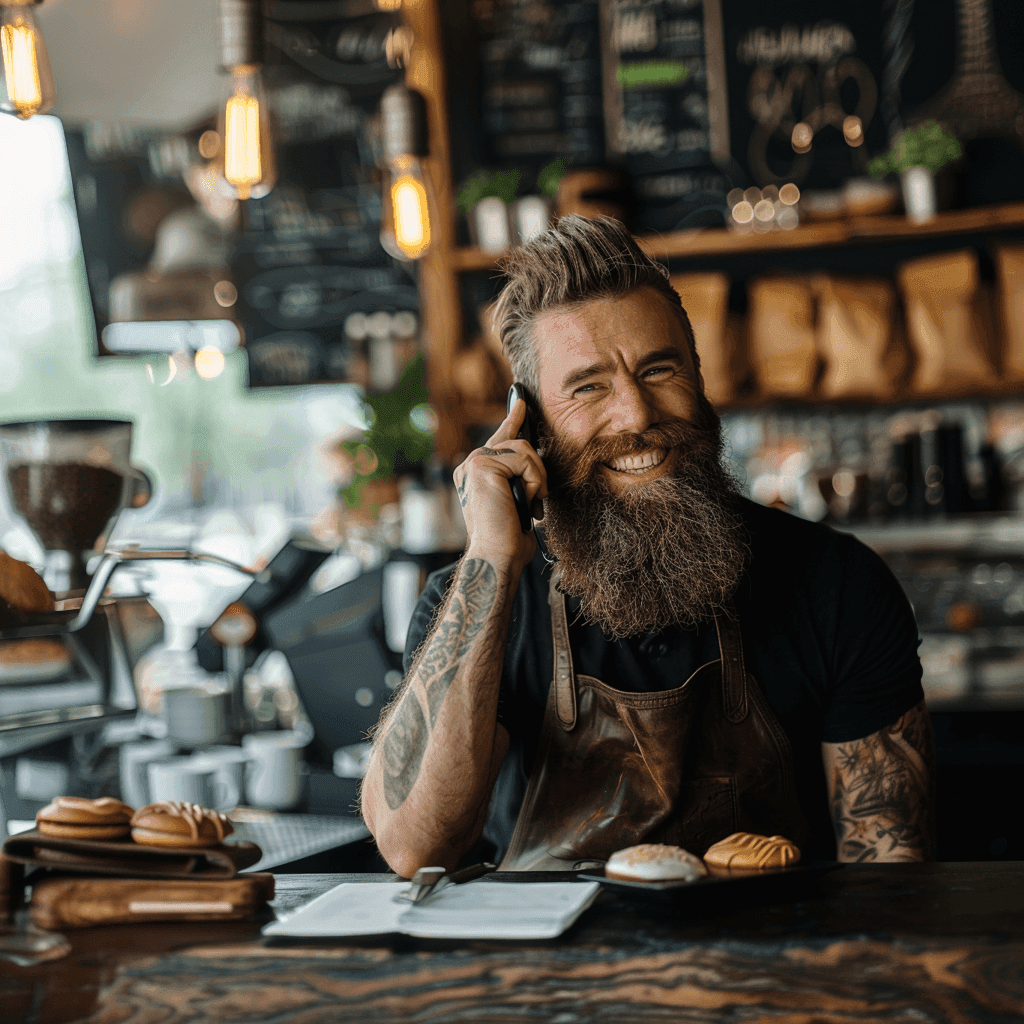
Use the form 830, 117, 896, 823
901, 166, 936, 224
471, 197, 512, 254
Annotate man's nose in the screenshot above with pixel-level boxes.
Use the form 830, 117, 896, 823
606, 375, 658, 435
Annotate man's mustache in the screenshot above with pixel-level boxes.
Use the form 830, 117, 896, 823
542, 419, 719, 489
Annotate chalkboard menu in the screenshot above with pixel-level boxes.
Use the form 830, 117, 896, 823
598, 0, 730, 232
238, 2, 418, 388
448, 0, 608, 193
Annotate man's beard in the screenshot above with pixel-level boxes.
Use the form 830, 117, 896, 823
540, 401, 749, 640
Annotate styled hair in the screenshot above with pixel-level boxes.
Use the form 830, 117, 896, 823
492, 215, 701, 397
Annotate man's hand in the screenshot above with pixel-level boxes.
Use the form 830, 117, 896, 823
822, 699, 935, 862
453, 396, 547, 575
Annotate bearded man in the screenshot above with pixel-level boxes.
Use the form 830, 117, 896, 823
361, 216, 934, 877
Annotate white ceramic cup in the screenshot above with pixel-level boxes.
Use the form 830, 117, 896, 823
162, 684, 229, 748
119, 739, 177, 808
243, 731, 305, 811
191, 746, 249, 809
147, 755, 237, 811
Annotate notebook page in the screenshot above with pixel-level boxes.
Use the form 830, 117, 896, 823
262, 881, 407, 937
399, 881, 601, 939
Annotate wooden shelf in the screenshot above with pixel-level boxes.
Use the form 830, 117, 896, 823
449, 201, 1024, 274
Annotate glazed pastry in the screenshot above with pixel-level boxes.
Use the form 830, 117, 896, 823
703, 832, 801, 869
130, 801, 233, 848
605, 843, 707, 882
36, 796, 134, 840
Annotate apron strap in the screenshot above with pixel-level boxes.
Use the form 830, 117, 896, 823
549, 570, 578, 732
714, 601, 749, 724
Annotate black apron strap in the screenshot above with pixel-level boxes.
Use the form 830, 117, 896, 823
549, 570, 577, 731
713, 600, 749, 724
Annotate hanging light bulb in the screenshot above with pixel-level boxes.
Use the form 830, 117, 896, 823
379, 83, 436, 261
216, 0, 276, 201
0, 0, 55, 119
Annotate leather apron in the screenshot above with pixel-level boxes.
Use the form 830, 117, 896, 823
499, 573, 809, 870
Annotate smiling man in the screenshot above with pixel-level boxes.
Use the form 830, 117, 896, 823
360, 216, 934, 877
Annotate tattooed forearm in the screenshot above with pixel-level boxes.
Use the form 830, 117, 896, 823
823, 700, 936, 863
380, 689, 427, 811
381, 559, 500, 811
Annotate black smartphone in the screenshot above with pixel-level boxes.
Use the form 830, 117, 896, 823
507, 382, 537, 533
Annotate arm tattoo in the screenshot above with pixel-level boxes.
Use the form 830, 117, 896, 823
381, 559, 499, 811
825, 700, 936, 863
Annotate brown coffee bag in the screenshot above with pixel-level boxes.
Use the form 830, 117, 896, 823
669, 272, 733, 404
748, 277, 819, 398
897, 249, 995, 397
813, 275, 909, 400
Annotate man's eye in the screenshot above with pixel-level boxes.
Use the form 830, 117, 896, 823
573, 383, 599, 395
643, 365, 673, 378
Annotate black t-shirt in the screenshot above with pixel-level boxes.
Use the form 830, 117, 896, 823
404, 498, 924, 862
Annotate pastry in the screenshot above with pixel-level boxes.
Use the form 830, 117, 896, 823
0, 550, 53, 617
130, 801, 233, 848
703, 832, 801, 869
605, 843, 707, 883
36, 796, 134, 840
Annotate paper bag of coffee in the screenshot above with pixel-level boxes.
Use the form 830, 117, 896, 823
813, 275, 909, 400
669, 272, 733, 404
897, 249, 995, 396
995, 246, 1024, 382
748, 277, 818, 398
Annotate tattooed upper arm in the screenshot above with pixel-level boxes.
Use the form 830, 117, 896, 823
822, 699, 936, 863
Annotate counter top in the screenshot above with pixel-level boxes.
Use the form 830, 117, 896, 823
4, 862, 1024, 1023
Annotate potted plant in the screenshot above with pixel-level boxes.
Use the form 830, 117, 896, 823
869, 121, 962, 224
457, 169, 521, 253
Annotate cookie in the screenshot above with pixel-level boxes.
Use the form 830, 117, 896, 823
605, 843, 707, 883
130, 801, 233, 848
703, 832, 801, 870
36, 796, 134, 840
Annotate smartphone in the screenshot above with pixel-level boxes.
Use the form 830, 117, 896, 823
507, 382, 537, 533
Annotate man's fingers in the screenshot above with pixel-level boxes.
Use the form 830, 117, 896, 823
486, 394, 526, 446
462, 445, 548, 501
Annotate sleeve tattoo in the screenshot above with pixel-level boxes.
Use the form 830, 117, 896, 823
824, 700, 936, 862
379, 559, 499, 811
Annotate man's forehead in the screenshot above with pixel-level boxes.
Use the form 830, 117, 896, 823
533, 290, 689, 363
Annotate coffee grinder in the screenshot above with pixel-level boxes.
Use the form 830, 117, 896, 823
0, 419, 162, 748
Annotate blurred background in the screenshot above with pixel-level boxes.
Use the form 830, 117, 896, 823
1, 0, 1024, 867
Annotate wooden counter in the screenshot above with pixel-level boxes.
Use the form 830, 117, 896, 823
4, 862, 1024, 1023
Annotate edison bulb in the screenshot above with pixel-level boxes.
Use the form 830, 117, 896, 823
216, 63, 276, 200
380, 154, 435, 261
0, 1, 55, 119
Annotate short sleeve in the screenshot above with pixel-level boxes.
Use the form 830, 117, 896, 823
821, 538, 924, 744
402, 562, 458, 674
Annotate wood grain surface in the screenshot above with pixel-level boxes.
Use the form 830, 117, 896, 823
3, 864, 1024, 1024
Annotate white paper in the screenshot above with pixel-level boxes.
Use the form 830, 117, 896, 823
262, 880, 601, 940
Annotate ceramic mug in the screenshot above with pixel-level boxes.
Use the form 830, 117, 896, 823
191, 746, 250, 810
243, 731, 305, 811
119, 739, 177, 808
147, 755, 238, 811
162, 684, 229, 748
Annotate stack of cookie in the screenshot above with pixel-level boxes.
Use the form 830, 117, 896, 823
35, 796, 235, 849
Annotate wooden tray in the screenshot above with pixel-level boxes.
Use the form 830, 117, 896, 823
3, 829, 261, 880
